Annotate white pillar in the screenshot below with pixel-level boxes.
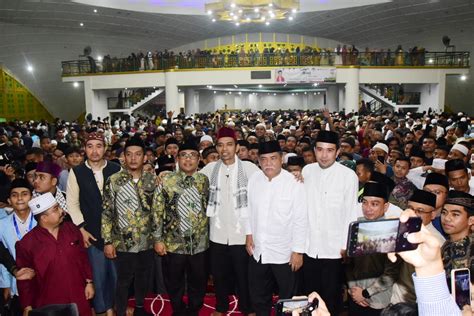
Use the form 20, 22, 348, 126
338, 85, 345, 112
344, 68, 360, 114
185, 88, 199, 115
436, 75, 446, 113
165, 73, 181, 115
326, 86, 339, 112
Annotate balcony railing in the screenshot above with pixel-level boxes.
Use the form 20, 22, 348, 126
61, 51, 470, 76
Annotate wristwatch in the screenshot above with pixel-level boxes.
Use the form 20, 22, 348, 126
362, 289, 371, 299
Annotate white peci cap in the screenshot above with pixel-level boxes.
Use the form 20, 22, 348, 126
28, 193, 57, 216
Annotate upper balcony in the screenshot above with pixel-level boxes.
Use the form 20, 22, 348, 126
61, 51, 470, 76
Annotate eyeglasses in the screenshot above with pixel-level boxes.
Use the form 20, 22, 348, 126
178, 152, 199, 160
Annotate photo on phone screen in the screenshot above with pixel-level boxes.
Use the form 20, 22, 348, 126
346, 217, 422, 257
275, 298, 310, 315
451, 269, 471, 309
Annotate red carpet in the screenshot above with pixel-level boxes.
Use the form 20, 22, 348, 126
129, 294, 278, 315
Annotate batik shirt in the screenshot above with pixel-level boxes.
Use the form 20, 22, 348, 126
102, 169, 157, 252
153, 171, 209, 255
442, 234, 474, 286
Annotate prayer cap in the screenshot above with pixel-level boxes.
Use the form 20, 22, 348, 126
165, 137, 179, 148
178, 140, 199, 153
276, 134, 286, 141
363, 182, 389, 201
287, 156, 305, 167
409, 189, 436, 208
157, 154, 175, 166
424, 173, 449, 190
85, 132, 105, 144
445, 191, 474, 215
249, 143, 259, 151
29, 192, 57, 216
216, 127, 236, 140
237, 140, 250, 148
371, 171, 395, 193
410, 147, 425, 159
372, 142, 389, 154
36, 161, 62, 178
124, 137, 145, 150
200, 135, 213, 144
202, 146, 218, 159
25, 162, 37, 174
445, 159, 466, 173
258, 140, 282, 155
315, 130, 339, 145
9, 178, 32, 194
451, 143, 469, 156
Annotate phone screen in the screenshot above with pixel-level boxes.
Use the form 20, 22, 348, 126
453, 270, 471, 309
347, 217, 422, 256
276, 299, 309, 315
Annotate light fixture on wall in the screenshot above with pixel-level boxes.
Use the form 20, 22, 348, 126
73, 82, 79, 88
27, 65, 34, 72
460, 75, 467, 81
205, 0, 299, 25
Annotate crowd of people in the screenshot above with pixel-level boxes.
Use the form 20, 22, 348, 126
81, 44, 434, 74
0, 107, 473, 316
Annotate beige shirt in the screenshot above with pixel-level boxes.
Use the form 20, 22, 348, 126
66, 160, 108, 226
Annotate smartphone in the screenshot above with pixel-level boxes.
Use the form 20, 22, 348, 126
451, 268, 471, 309
275, 298, 318, 315
346, 217, 422, 257
377, 155, 385, 164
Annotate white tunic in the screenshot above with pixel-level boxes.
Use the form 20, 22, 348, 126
200, 159, 260, 245
303, 162, 359, 259
243, 169, 308, 264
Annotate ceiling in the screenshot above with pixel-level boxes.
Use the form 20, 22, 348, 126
0, 0, 473, 120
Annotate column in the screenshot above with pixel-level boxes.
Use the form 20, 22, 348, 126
184, 88, 199, 115
338, 85, 345, 112
436, 74, 446, 113
325, 86, 339, 112
165, 73, 181, 115
344, 68, 360, 114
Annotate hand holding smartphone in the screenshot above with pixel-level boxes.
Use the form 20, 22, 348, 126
275, 298, 319, 316
346, 217, 423, 257
451, 268, 471, 309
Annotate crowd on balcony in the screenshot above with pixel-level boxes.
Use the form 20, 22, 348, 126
0, 104, 473, 315
80, 44, 445, 74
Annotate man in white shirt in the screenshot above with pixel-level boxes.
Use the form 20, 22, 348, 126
302, 130, 358, 315
244, 140, 307, 315
200, 127, 259, 316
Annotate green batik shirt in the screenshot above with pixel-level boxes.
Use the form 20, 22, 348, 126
102, 169, 157, 252
153, 170, 209, 255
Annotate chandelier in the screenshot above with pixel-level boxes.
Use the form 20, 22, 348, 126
205, 0, 299, 25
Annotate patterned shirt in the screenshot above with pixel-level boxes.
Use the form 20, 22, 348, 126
442, 234, 474, 286
153, 170, 209, 255
101, 169, 157, 252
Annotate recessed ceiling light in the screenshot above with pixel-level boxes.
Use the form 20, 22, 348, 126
460, 75, 467, 80
214, 91, 217, 94
93, 9, 98, 13
212, 18, 216, 22
265, 21, 270, 25
246, 17, 251, 21
230, 3, 236, 8
233, 15, 238, 20
207, 10, 212, 15
27, 65, 33, 72
79, 22, 84, 26
238, 91, 242, 95
292, 8, 297, 13
254, 8, 259, 13
97, 56, 103, 61
289, 16, 294, 21
238, 9, 243, 13
258, 84, 263, 88
269, 3, 273, 7
235, 22, 240, 26
73, 82, 79, 88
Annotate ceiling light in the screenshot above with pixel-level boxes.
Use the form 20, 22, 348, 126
73, 82, 79, 88
304, 92, 307, 94
233, 15, 238, 20
273, 93, 276, 95
214, 91, 217, 94
291, 93, 295, 96
265, 21, 270, 25
230, 12, 234, 16
428, 58, 434, 64
269, 3, 273, 7
93, 9, 98, 13
212, 18, 216, 22
238, 9, 243, 13
97, 56, 103, 61
230, 3, 236, 8
238, 91, 242, 95
79, 22, 84, 27
317, 92, 321, 95
460, 75, 467, 81
258, 84, 263, 88
27, 65, 33, 72
208, 85, 213, 88
207, 10, 212, 15
292, 8, 297, 13
235, 22, 240, 26
254, 8, 259, 13
246, 17, 251, 21
314, 92, 317, 95
229, 91, 232, 94
289, 16, 293, 21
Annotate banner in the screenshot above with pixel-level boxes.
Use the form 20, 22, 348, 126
275, 67, 336, 83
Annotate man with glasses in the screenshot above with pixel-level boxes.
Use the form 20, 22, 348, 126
153, 141, 209, 316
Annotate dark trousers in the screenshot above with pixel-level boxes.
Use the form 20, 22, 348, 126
210, 242, 253, 314
2, 295, 21, 316
248, 257, 297, 316
115, 250, 154, 316
163, 251, 207, 316
302, 256, 343, 316
348, 298, 382, 316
